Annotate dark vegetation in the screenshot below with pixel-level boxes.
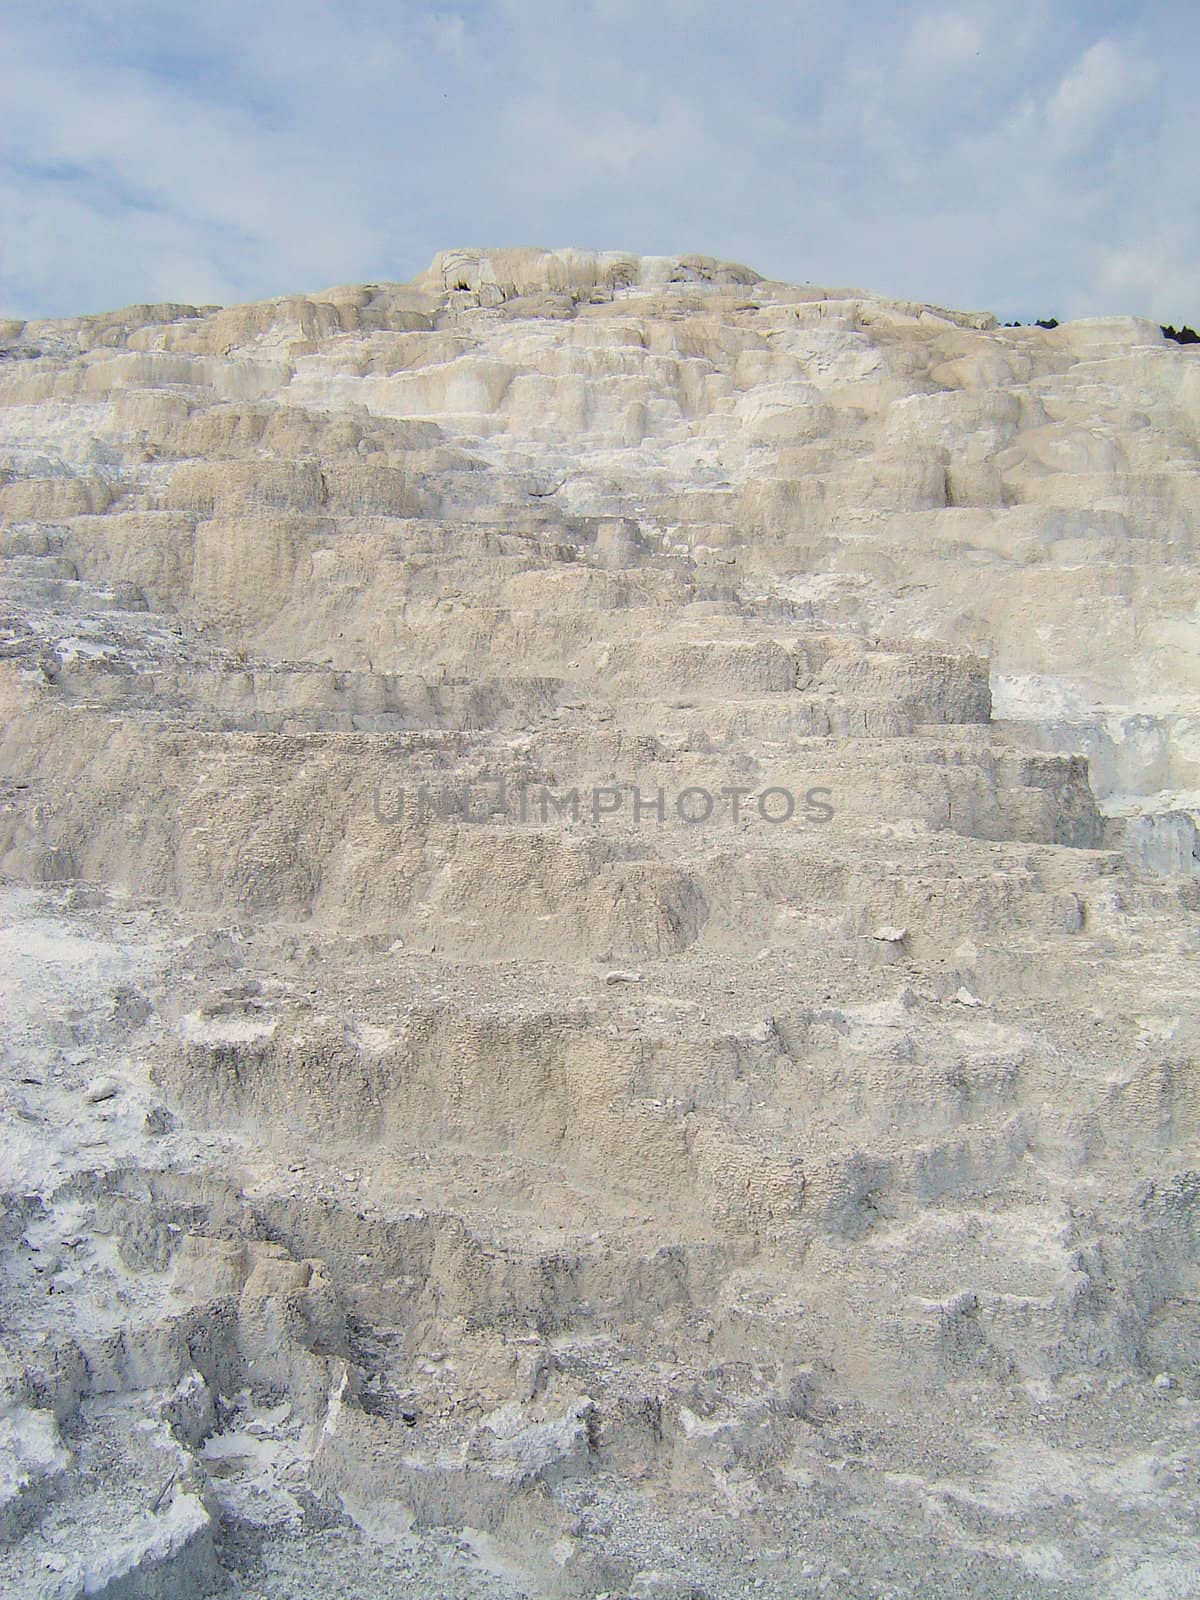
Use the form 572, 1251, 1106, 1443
1003, 319, 1200, 345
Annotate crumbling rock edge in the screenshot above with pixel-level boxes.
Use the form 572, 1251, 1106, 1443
1, 250, 1199, 1597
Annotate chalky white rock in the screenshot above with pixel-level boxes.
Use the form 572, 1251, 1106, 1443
1, 249, 1198, 1598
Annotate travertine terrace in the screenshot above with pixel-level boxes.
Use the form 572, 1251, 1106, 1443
1, 248, 1198, 1598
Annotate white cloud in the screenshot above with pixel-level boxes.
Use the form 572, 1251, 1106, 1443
1046, 38, 1157, 154
904, 10, 987, 73
2, 1, 1197, 323
1094, 238, 1200, 324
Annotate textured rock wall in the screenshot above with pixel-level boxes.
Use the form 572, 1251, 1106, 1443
1, 250, 1199, 1598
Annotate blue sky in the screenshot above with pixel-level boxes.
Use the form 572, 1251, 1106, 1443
3, 1, 1197, 322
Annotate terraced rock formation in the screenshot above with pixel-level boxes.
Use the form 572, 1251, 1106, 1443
1, 249, 1198, 1598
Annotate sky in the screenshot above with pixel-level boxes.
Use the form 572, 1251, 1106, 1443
3, 1, 1198, 324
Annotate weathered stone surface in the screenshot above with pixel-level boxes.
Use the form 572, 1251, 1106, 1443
1, 250, 1199, 1597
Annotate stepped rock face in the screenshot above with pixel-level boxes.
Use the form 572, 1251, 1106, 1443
1, 248, 1199, 1597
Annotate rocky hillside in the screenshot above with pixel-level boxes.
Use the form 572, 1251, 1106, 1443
1, 249, 1198, 1599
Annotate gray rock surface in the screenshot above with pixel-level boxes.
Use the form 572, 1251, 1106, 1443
1, 248, 1198, 1597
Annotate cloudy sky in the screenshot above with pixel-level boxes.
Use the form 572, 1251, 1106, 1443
3, 1, 1196, 323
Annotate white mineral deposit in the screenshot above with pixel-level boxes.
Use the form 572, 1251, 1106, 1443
1, 247, 1198, 1597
